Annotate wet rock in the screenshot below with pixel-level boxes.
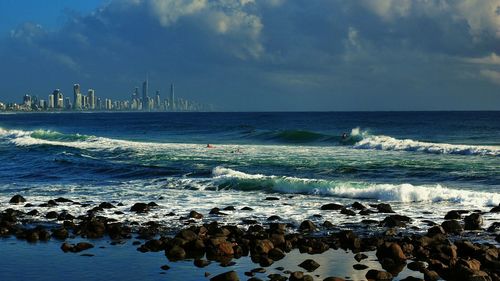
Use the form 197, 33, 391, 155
352, 201, 366, 210
99, 202, 115, 209
376, 242, 407, 263
26, 209, 39, 216
223, 206, 235, 211
299, 220, 316, 232
254, 239, 274, 254
259, 256, 274, 267
444, 210, 462, 220
360, 209, 377, 215
490, 205, 500, 212
268, 248, 285, 261
267, 273, 287, 281
52, 228, 69, 240
160, 265, 170, 270
427, 225, 446, 237
166, 245, 186, 260
188, 210, 203, 219
381, 215, 411, 227
194, 259, 210, 268
487, 222, 500, 232
374, 203, 395, 213
210, 270, 240, 281
218, 241, 235, 256
464, 213, 483, 230
267, 215, 281, 221
365, 269, 393, 280
45, 211, 58, 219
422, 269, 440, 281
320, 203, 344, 210
400, 277, 423, 281
361, 219, 379, 224
241, 206, 254, 211
340, 208, 356, 216
9, 195, 26, 204
353, 264, 369, 270
354, 253, 368, 262
298, 259, 320, 272
54, 197, 73, 203
323, 278, 346, 281
323, 221, 334, 228
265, 197, 280, 201
407, 261, 425, 271
130, 203, 149, 213
61, 242, 73, 252
441, 220, 463, 234
75, 242, 94, 252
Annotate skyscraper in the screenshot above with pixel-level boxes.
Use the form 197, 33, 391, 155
53, 89, 64, 108
170, 83, 175, 111
142, 76, 149, 111
73, 84, 82, 110
48, 94, 54, 108
88, 89, 95, 110
155, 90, 161, 110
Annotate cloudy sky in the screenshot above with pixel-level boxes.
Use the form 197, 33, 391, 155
0, 0, 499, 111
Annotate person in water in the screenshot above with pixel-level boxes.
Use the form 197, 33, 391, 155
342, 132, 348, 139
206, 144, 215, 148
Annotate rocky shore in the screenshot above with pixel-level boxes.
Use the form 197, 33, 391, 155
2, 194, 500, 281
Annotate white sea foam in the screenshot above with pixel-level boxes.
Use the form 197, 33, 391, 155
212, 166, 500, 206
353, 134, 499, 156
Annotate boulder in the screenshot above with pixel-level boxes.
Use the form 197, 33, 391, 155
340, 208, 356, 216
298, 259, 320, 272
299, 220, 316, 232
130, 203, 149, 213
444, 210, 461, 220
188, 210, 203, 219
441, 220, 463, 234
268, 248, 285, 261
210, 270, 240, 281
375, 203, 395, 213
353, 264, 369, 270
365, 269, 393, 280
9, 195, 26, 204
320, 203, 344, 210
464, 213, 483, 230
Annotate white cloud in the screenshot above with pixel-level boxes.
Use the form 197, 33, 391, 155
480, 69, 500, 84
149, 0, 208, 26
465, 53, 500, 65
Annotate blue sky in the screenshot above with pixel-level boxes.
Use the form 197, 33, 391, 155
0, 0, 499, 111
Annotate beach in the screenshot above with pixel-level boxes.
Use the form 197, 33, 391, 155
0, 111, 499, 280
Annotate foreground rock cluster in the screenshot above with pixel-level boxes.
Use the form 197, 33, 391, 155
1, 194, 500, 281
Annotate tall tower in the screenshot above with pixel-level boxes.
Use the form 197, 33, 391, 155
142, 75, 149, 111
155, 90, 161, 110
73, 84, 82, 110
88, 89, 95, 110
53, 89, 64, 109
170, 83, 175, 111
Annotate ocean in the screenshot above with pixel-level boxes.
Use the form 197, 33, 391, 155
0, 111, 499, 234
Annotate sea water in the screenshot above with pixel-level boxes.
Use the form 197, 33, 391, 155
0, 112, 498, 233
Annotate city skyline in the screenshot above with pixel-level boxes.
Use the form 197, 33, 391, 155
0, 78, 211, 112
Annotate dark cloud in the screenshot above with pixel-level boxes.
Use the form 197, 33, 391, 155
0, 0, 499, 110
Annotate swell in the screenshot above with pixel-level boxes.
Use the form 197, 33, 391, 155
0, 126, 498, 157
211, 167, 499, 206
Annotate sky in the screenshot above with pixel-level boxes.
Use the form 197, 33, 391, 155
0, 0, 499, 111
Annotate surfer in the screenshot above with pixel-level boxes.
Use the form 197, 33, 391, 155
206, 144, 215, 148
341, 132, 348, 139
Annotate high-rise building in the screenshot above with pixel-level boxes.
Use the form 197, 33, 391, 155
88, 89, 95, 110
53, 89, 64, 108
65, 97, 72, 110
48, 94, 55, 108
73, 84, 82, 110
105, 98, 112, 110
170, 83, 175, 111
142, 77, 149, 111
155, 90, 161, 110
23, 94, 32, 108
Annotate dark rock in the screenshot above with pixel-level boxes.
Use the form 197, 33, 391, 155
340, 208, 356, 216
61, 242, 73, 252
299, 220, 316, 232
254, 239, 274, 254
353, 264, 369, 270
360, 209, 377, 215
444, 210, 462, 220
375, 203, 395, 213
376, 242, 407, 263
422, 269, 440, 281
160, 265, 170, 270
323, 278, 346, 281
45, 211, 58, 219
54, 197, 73, 203
268, 248, 285, 261
194, 259, 211, 268
441, 220, 463, 234
99, 202, 115, 209
9, 195, 26, 204
130, 203, 149, 213
320, 203, 344, 210
407, 261, 425, 271
265, 197, 280, 201
298, 259, 320, 272
354, 253, 368, 262
147, 202, 158, 207
223, 206, 235, 211
352, 201, 366, 210
267, 215, 281, 221
241, 206, 254, 211
361, 219, 379, 224
267, 273, 287, 281
188, 210, 203, 219
289, 271, 304, 281
381, 215, 411, 227
487, 222, 500, 232
210, 270, 240, 281
52, 228, 69, 240
427, 225, 446, 237
464, 213, 483, 230
74, 242, 94, 252
259, 256, 274, 267
26, 209, 39, 216
490, 205, 500, 212
323, 221, 334, 228
365, 269, 393, 280
166, 245, 186, 260
400, 277, 423, 281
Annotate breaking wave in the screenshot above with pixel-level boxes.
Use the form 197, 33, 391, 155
212, 166, 499, 206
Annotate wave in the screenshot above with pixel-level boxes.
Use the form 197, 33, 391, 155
30, 130, 92, 142
353, 133, 499, 156
212, 166, 499, 206
243, 128, 362, 144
